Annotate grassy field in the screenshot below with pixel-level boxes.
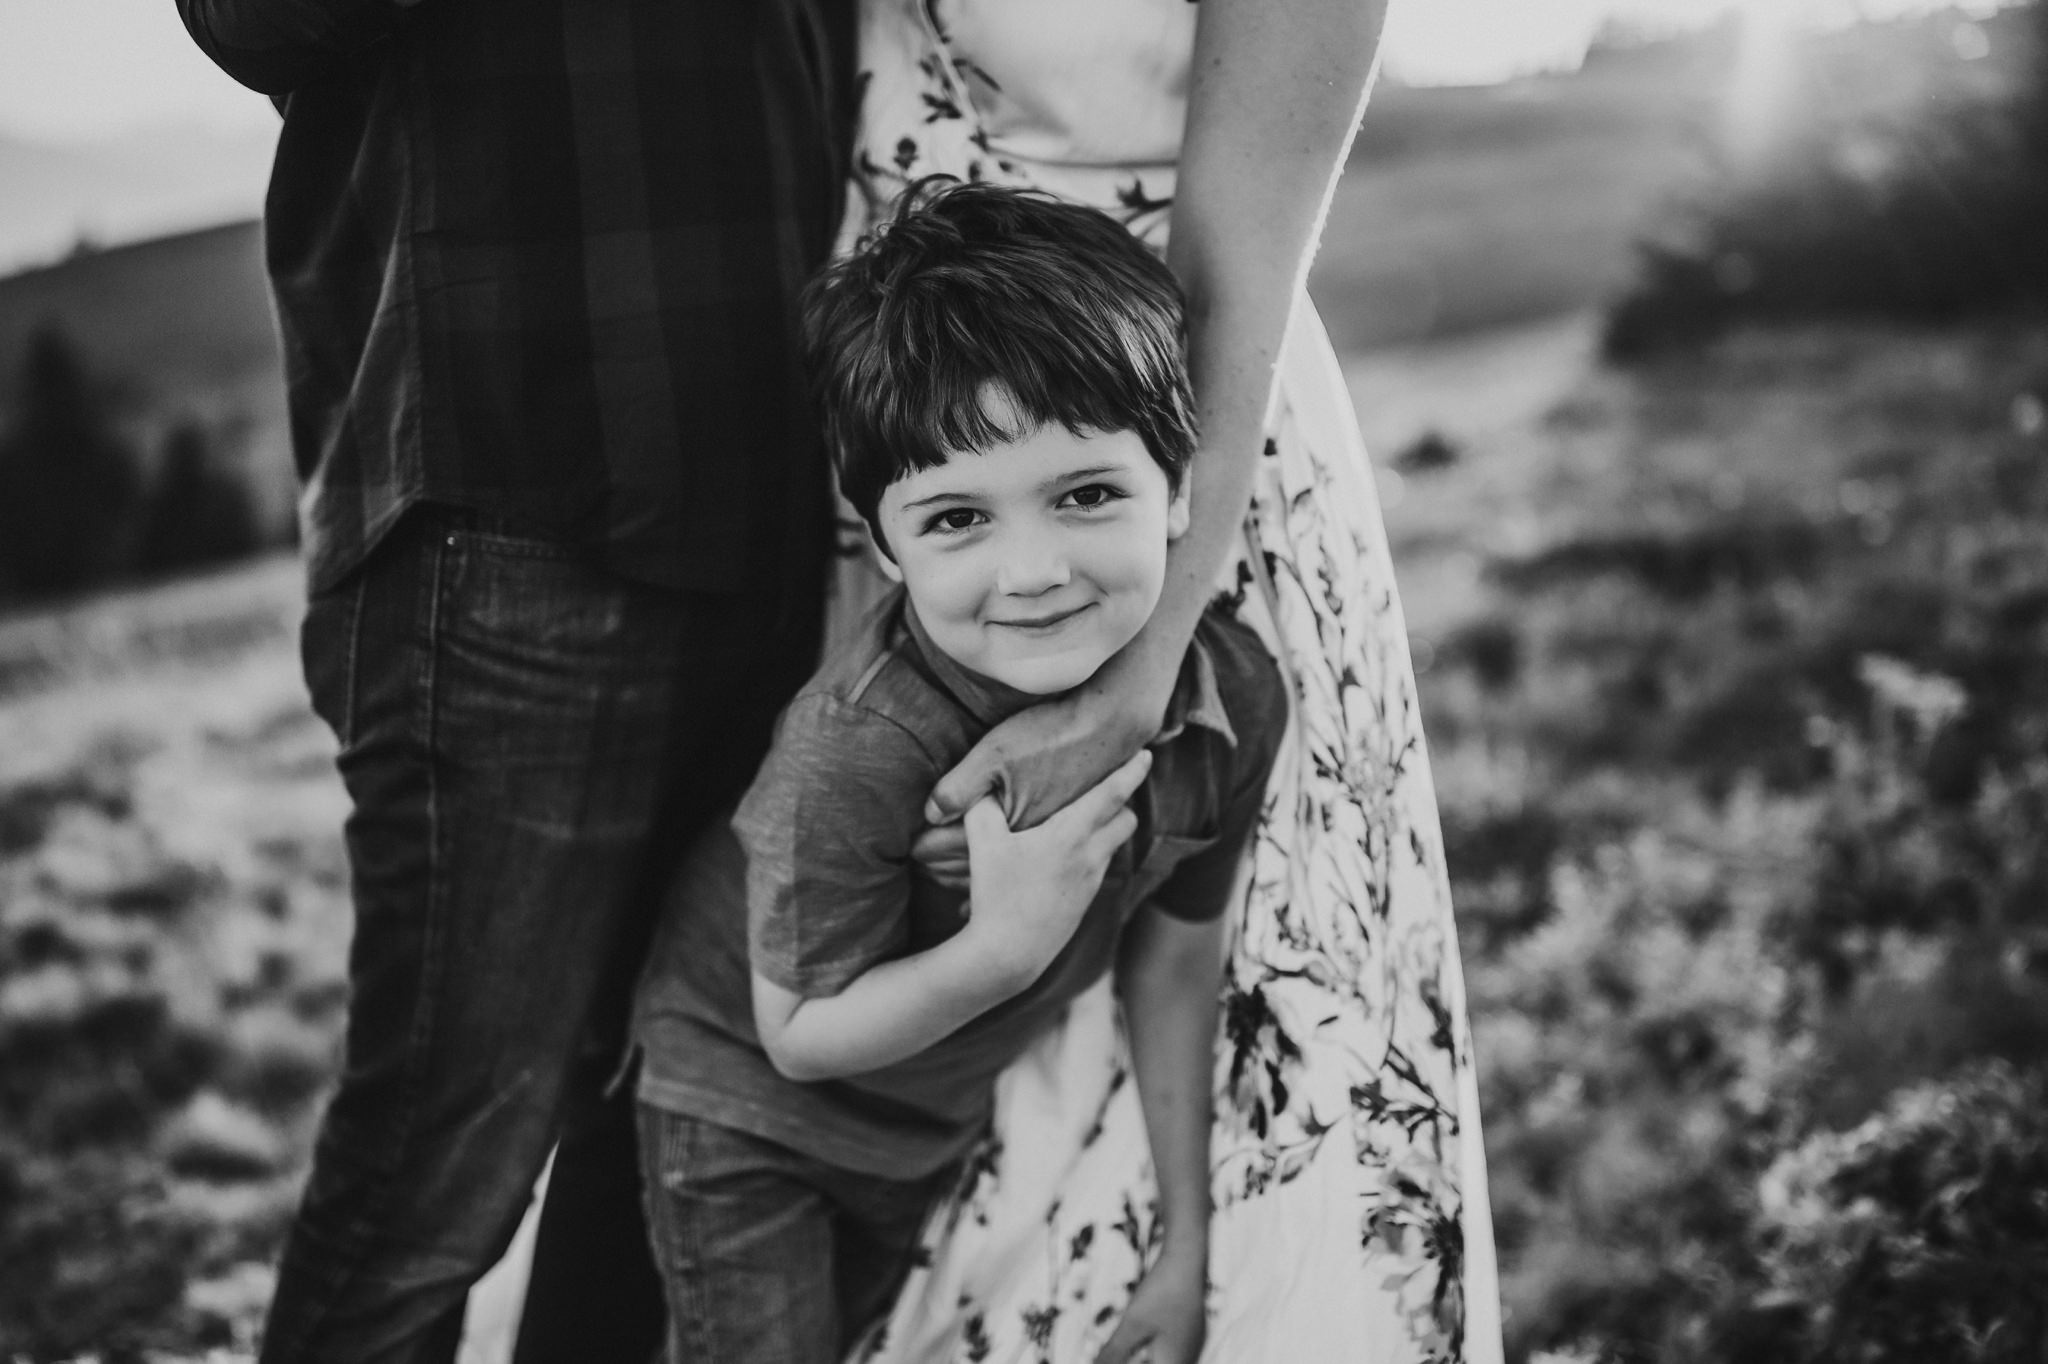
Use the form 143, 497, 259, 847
5, 305, 2041, 1359
1402, 317, 2048, 1360
0, 555, 344, 1357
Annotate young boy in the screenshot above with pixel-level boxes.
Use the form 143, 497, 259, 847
629, 181, 1288, 1364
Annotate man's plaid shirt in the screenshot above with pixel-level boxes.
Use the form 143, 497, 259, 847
177, 0, 853, 596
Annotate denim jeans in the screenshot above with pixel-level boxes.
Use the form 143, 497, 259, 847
261, 506, 820, 1364
636, 1108, 955, 1364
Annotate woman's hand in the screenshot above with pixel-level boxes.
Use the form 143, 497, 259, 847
924, 622, 1181, 831
912, 644, 1173, 890
1094, 1247, 1208, 1364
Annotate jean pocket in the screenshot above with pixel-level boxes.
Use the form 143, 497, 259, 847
434, 524, 632, 662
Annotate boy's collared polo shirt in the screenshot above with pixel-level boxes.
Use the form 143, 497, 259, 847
632, 589, 1287, 1179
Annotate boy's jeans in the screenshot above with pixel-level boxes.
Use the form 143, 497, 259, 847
260, 506, 819, 1364
636, 1107, 955, 1364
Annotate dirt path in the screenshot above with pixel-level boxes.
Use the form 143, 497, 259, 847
1343, 310, 1603, 644
1345, 310, 1599, 457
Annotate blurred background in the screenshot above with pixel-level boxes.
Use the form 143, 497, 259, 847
3, 0, 2046, 1360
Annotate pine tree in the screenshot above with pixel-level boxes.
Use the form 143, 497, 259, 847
136, 422, 262, 575
0, 326, 142, 595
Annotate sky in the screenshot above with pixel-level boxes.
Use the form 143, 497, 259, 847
0, 0, 1745, 143
0, 0, 279, 142
1, 0, 2014, 141
0, 0, 2008, 271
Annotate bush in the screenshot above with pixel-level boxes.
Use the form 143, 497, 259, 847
1605, 4, 2048, 358
1449, 323, 2048, 1360
1743, 1062, 2048, 1363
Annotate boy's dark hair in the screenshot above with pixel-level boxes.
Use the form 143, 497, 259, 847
802, 179, 1196, 537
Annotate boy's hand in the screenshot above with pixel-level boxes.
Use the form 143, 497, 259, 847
909, 818, 970, 892
1095, 1249, 1207, 1364
960, 749, 1150, 980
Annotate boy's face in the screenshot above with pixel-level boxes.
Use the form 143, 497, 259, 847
874, 413, 1189, 695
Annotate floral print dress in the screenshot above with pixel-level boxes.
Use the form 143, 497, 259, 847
828, 1, 1502, 1359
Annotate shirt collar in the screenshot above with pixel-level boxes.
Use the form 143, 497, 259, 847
1156, 636, 1237, 748
898, 598, 1237, 747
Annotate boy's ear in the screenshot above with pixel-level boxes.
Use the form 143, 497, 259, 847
868, 522, 904, 582
1165, 478, 1191, 541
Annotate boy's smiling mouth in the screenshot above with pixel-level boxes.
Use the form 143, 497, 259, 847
991, 603, 1095, 631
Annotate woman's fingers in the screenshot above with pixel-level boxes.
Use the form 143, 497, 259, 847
926, 735, 1011, 824
1091, 806, 1141, 863
1057, 748, 1153, 834
968, 749, 1147, 879
961, 793, 1010, 848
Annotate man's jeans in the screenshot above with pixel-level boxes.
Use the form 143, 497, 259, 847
636, 1108, 955, 1364
262, 507, 819, 1364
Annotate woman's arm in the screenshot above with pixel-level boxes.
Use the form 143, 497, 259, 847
923, 0, 1390, 829
175, 0, 415, 96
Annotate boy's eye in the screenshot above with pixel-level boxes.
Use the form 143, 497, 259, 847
1062, 483, 1124, 510
924, 507, 985, 534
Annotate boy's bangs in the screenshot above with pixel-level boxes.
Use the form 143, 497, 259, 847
864, 294, 1188, 483
805, 180, 1198, 523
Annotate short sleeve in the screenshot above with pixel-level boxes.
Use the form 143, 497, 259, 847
1147, 634, 1289, 923
734, 694, 943, 997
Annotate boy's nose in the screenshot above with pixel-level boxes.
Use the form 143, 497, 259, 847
993, 533, 1072, 597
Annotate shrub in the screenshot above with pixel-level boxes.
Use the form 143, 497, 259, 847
1394, 429, 1463, 474
1605, 4, 2048, 358
0, 1152, 200, 1359
1744, 1062, 2048, 1363
1456, 324, 2048, 1360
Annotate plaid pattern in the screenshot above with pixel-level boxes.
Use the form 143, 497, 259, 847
178, 0, 854, 594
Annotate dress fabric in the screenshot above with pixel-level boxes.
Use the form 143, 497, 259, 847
828, 1, 1503, 1358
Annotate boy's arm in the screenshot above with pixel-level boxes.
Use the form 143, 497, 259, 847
1098, 903, 1224, 1364
751, 925, 1031, 1083
757, 751, 1152, 1082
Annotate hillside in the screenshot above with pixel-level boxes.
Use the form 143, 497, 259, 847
0, 126, 275, 279
1320, 33, 1726, 352
0, 220, 274, 402
0, 36, 1730, 431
